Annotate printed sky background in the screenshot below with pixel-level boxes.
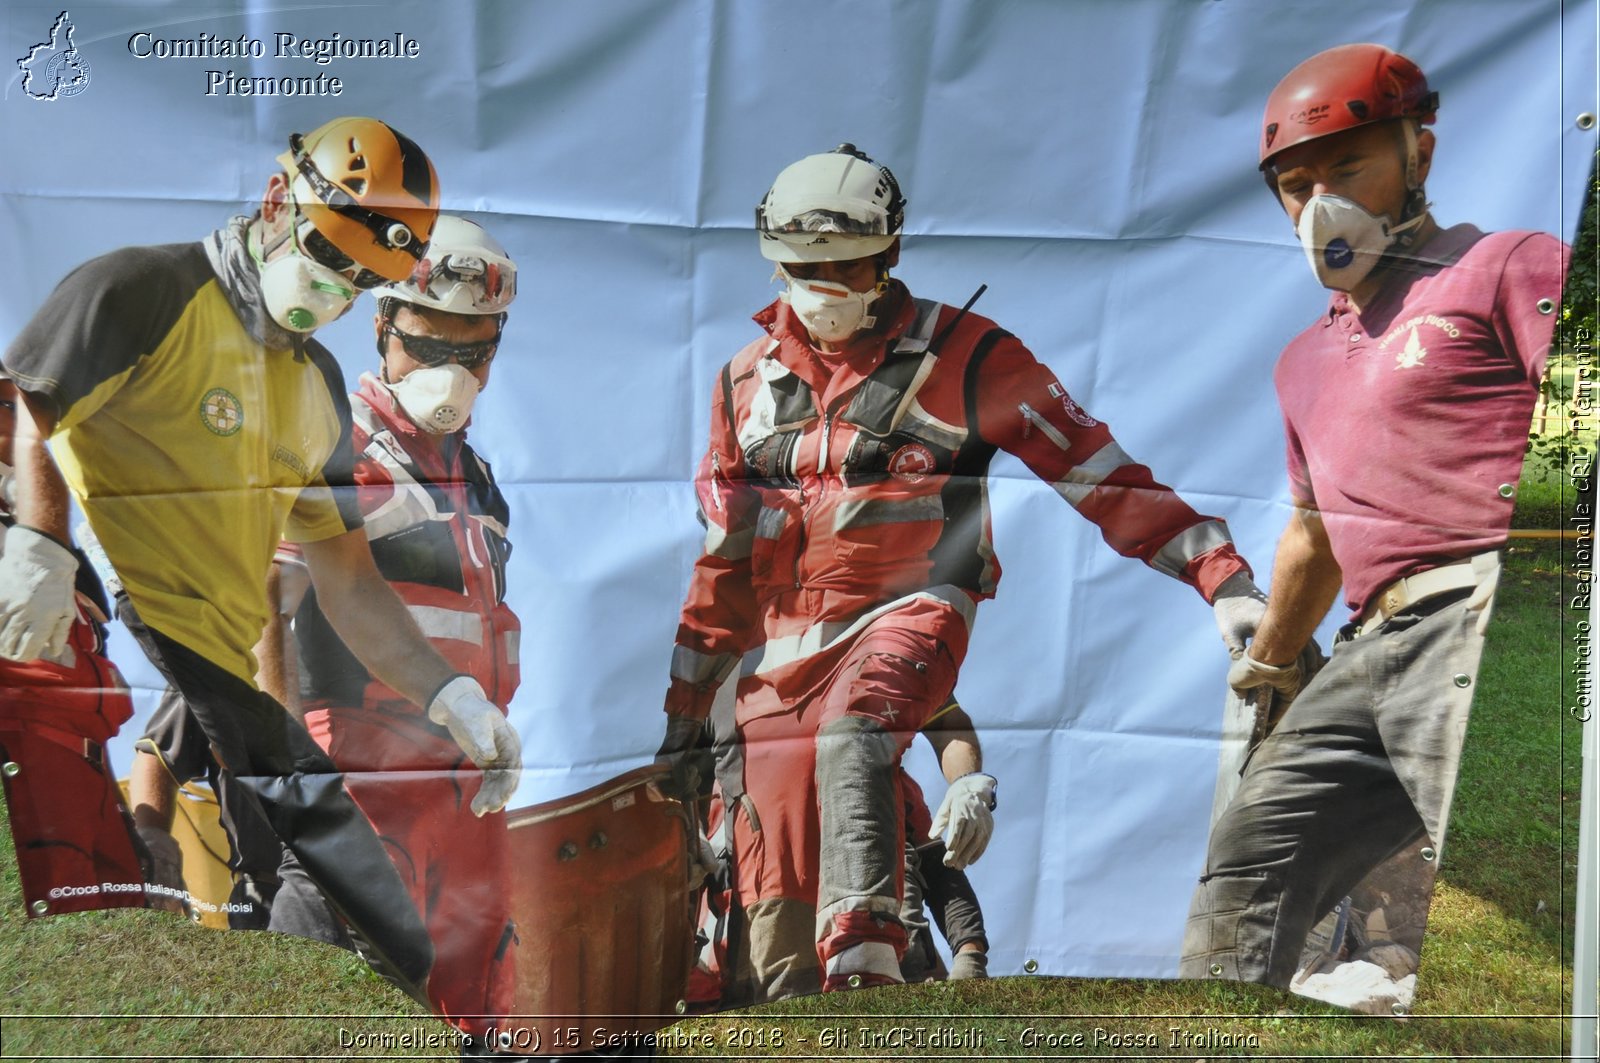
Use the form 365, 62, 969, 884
1, 0, 1593, 978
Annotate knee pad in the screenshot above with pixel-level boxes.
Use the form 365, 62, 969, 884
815, 714, 899, 787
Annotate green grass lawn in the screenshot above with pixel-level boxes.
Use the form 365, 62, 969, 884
0, 534, 1581, 1060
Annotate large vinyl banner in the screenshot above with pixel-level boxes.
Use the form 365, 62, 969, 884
0, 0, 1593, 1055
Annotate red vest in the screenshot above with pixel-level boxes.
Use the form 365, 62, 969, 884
296, 385, 521, 710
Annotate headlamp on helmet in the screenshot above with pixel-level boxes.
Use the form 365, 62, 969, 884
278, 117, 441, 283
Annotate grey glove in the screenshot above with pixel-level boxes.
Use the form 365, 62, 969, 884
137, 825, 184, 889
136, 825, 187, 914
654, 713, 709, 803
687, 828, 719, 887
1212, 570, 1268, 659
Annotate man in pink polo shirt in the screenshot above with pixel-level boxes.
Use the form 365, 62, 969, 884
1179, 43, 1569, 987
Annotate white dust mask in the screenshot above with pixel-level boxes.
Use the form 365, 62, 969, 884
386, 363, 481, 434
257, 249, 358, 333
781, 267, 881, 344
1296, 194, 1427, 291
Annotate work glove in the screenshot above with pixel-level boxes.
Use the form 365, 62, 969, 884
654, 712, 709, 803
137, 825, 184, 887
929, 771, 997, 870
1212, 570, 1269, 659
136, 825, 187, 913
0, 524, 78, 663
1230, 639, 1327, 751
687, 828, 719, 888
427, 675, 522, 816
1226, 638, 1327, 703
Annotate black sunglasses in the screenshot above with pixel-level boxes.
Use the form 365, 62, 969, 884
382, 322, 500, 369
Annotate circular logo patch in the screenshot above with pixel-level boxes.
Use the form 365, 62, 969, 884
888, 442, 936, 483
199, 388, 244, 437
44, 51, 91, 98
1061, 396, 1098, 428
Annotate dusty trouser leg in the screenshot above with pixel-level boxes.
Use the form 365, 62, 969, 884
897, 840, 947, 983
728, 706, 824, 1003
1372, 595, 1489, 853
335, 709, 518, 1041
120, 604, 433, 998
815, 713, 905, 987
1180, 624, 1431, 987
921, 839, 988, 978
814, 628, 956, 990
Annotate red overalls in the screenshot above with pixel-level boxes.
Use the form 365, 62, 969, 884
667, 285, 1246, 999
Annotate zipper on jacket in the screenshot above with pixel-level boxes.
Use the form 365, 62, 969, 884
792, 427, 811, 590
1019, 402, 1072, 451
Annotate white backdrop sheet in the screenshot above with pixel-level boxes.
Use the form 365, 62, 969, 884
1, 0, 1594, 982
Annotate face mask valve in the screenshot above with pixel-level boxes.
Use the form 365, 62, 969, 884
1295, 194, 1427, 291
384, 363, 481, 433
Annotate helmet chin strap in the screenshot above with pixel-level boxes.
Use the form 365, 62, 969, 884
1393, 120, 1432, 249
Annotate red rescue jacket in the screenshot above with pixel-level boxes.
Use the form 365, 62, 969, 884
666, 283, 1246, 719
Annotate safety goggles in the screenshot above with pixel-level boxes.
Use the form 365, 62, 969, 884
381, 319, 502, 370
409, 250, 517, 314
287, 131, 424, 261
758, 205, 895, 236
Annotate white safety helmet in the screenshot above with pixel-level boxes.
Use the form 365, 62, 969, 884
374, 214, 517, 316
756, 144, 905, 264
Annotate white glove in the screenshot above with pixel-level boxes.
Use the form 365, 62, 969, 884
1212, 571, 1268, 659
427, 675, 522, 816
0, 524, 79, 663
1227, 650, 1308, 702
929, 772, 997, 870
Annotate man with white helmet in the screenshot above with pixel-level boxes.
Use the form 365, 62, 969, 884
264, 215, 524, 1048
658, 144, 1263, 1000
0, 118, 520, 998
1179, 44, 1569, 988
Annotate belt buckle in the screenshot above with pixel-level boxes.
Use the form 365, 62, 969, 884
1381, 583, 1406, 620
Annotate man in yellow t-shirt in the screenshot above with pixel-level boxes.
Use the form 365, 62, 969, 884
0, 118, 521, 1000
